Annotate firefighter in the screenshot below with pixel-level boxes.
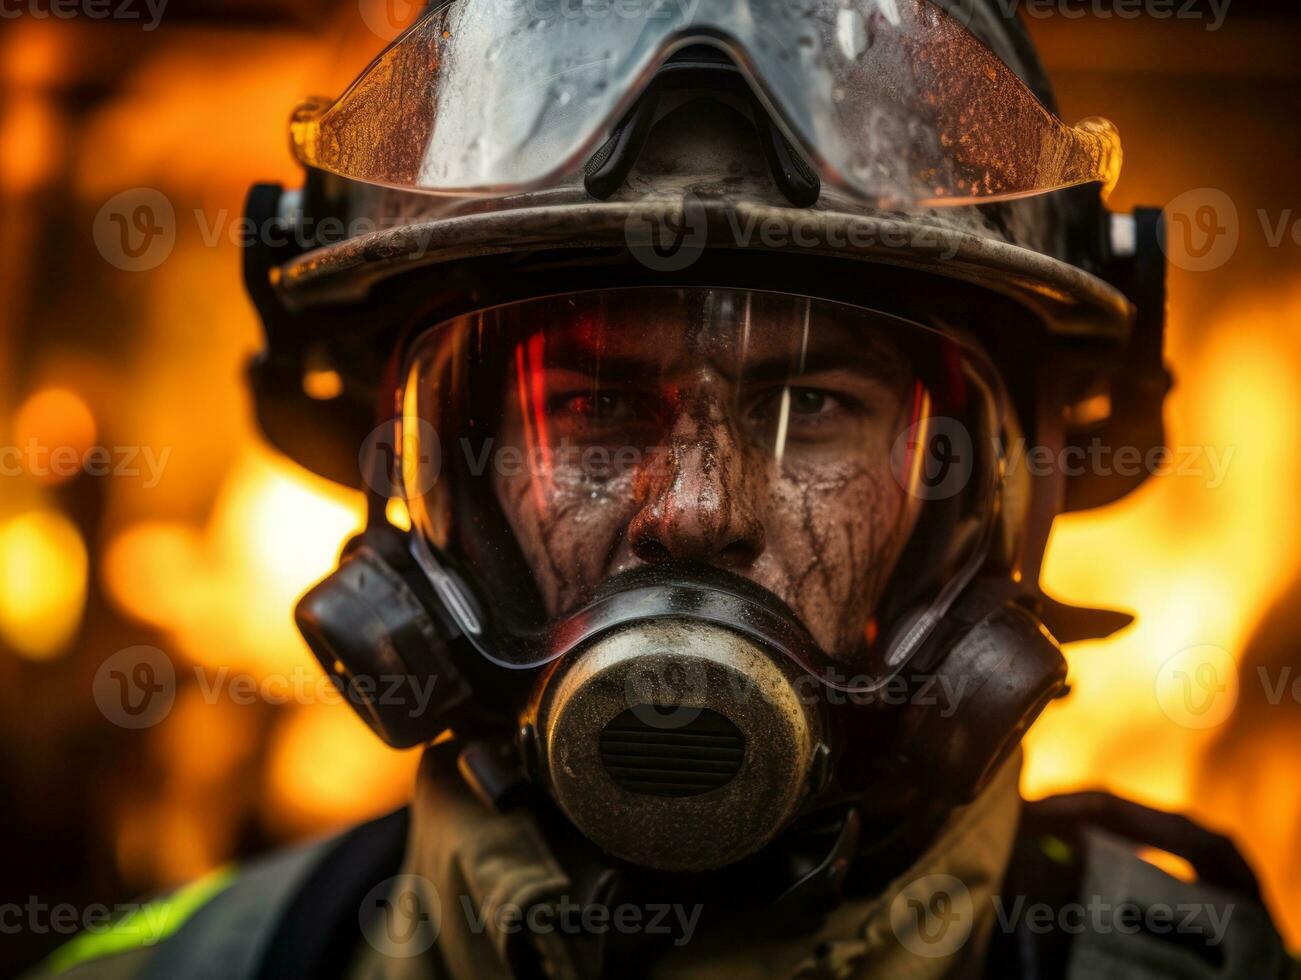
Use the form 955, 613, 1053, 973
38, 0, 1294, 976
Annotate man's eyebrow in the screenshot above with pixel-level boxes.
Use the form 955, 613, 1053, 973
535, 347, 660, 383
735, 351, 904, 384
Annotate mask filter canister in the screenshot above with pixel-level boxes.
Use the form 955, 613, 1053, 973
531, 619, 823, 872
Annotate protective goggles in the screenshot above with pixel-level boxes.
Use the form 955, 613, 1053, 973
396, 286, 1009, 692
291, 0, 1121, 207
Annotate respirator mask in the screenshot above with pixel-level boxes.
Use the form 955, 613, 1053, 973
296, 286, 1067, 872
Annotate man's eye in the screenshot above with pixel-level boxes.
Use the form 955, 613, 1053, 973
788, 388, 831, 415
550, 392, 633, 421
744, 386, 860, 441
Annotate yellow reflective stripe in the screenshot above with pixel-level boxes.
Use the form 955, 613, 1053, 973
41, 866, 237, 975
1039, 834, 1074, 866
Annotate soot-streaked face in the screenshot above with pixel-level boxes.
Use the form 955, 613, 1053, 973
488, 292, 924, 663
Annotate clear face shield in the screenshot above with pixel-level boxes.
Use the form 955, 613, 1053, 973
398, 287, 1006, 694
291, 0, 1120, 207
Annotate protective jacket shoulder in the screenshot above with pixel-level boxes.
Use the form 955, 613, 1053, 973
986, 792, 1297, 980
27, 809, 408, 980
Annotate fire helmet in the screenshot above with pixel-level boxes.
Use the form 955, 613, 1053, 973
244, 0, 1169, 871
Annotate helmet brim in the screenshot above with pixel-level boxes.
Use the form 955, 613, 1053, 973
274, 197, 1132, 341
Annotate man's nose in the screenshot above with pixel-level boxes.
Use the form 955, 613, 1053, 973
628, 401, 766, 568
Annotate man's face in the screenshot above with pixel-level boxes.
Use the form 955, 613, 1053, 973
489, 291, 924, 663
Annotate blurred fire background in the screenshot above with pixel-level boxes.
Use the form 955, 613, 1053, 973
1, 0, 1299, 972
